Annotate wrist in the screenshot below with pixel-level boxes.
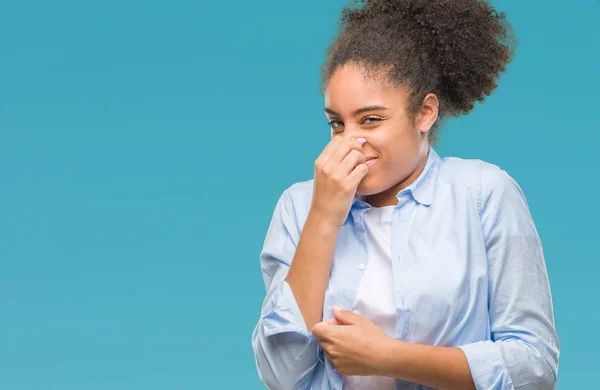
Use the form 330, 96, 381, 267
375, 338, 408, 378
306, 209, 342, 235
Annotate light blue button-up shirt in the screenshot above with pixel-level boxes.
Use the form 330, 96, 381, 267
251, 147, 559, 390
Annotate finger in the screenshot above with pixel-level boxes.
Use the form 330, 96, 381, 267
317, 337, 331, 347
323, 318, 343, 326
327, 137, 364, 166
347, 163, 369, 185
325, 351, 334, 362
333, 307, 364, 325
317, 324, 340, 340
311, 324, 331, 340
311, 323, 324, 338
340, 149, 366, 176
316, 136, 343, 166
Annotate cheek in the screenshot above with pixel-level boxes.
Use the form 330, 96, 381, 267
365, 122, 415, 167
385, 126, 420, 158
376, 136, 419, 177
374, 137, 405, 165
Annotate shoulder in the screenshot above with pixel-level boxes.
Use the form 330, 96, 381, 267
436, 155, 525, 212
437, 155, 484, 184
475, 159, 525, 203
277, 179, 314, 223
280, 179, 314, 205
284, 179, 314, 199
438, 153, 520, 187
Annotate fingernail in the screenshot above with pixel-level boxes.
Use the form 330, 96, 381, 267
356, 138, 366, 144
332, 304, 342, 312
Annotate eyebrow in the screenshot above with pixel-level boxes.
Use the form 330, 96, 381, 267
324, 105, 389, 117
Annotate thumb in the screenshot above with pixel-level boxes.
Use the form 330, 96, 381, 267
332, 305, 361, 325
323, 318, 342, 326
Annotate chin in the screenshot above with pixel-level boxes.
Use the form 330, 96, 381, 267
356, 177, 380, 197
357, 172, 397, 197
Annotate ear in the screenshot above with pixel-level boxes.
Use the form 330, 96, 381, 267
417, 93, 439, 134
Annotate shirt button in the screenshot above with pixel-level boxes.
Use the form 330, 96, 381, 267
357, 263, 365, 271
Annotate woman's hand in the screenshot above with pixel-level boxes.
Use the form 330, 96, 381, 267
311, 306, 393, 376
311, 137, 368, 227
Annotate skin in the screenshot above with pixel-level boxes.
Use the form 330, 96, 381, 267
309, 63, 477, 390
324, 63, 437, 207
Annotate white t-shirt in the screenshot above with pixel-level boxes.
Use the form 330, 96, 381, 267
343, 205, 397, 390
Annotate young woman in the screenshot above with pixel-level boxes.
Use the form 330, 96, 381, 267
251, 1, 560, 389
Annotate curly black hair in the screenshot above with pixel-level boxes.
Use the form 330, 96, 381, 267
321, 0, 518, 144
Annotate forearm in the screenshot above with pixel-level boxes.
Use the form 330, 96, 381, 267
378, 340, 476, 390
285, 210, 340, 330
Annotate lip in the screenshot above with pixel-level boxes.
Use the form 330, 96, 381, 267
365, 157, 378, 167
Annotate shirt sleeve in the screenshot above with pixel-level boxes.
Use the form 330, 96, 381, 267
458, 164, 560, 390
251, 188, 320, 390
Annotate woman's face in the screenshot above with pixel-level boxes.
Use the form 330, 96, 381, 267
324, 63, 438, 205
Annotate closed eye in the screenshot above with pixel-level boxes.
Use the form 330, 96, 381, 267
362, 117, 381, 125
328, 117, 382, 133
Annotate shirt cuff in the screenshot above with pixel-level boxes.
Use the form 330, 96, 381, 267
458, 340, 515, 390
261, 279, 312, 339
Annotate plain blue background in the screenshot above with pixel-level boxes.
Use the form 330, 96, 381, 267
0, 0, 597, 388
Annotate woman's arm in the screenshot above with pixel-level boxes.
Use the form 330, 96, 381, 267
378, 341, 476, 390
314, 308, 476, 390
252, 187, 341, 390
285, 207, 340, 330
364, 164, 558, 390
456, 164, 559, 390
287, 135, 367, 330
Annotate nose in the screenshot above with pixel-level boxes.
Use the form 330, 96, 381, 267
341, 125, 367, 142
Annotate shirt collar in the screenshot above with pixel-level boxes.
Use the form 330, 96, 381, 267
353, 146, 441, 207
